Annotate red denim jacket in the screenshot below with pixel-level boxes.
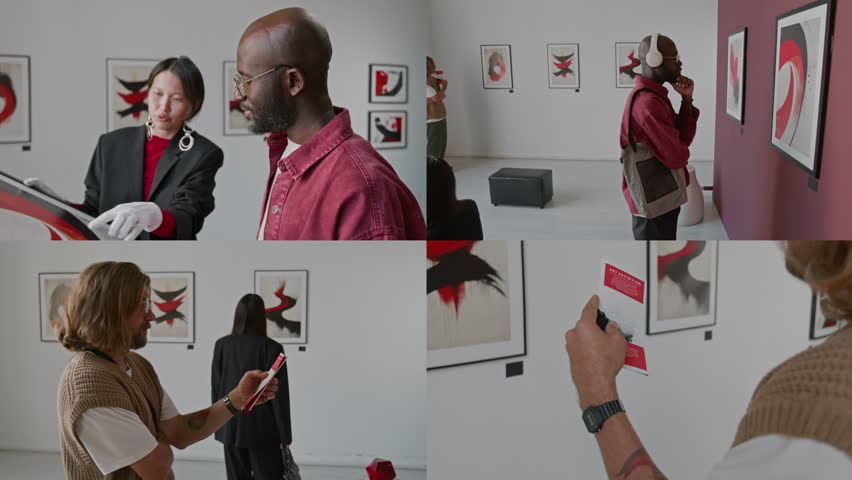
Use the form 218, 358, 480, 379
258, 108, 426, 240
619, 76, 699, 215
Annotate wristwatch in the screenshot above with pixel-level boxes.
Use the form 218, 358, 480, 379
223, 393, 240, 415
582, 400, 624, 433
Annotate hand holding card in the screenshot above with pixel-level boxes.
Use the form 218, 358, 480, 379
243, 353, 287, 413
599, 260, 648, 375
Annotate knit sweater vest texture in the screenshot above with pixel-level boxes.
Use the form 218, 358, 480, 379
57, 351, 173, 480
733, 325, 852, 456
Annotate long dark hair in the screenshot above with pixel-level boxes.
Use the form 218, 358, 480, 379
232, 294, 267, 336
427, 156, 459, 226
148, 56, 205, 121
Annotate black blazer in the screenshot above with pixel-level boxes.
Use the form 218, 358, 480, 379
81, 126, 224, 240
427, 199, 484, 240
212, 334, 292, 449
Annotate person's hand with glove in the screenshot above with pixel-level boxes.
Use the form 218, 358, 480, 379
23, 178, 69, 203
88, 202, 163, 241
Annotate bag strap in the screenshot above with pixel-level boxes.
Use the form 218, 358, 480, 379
624, 87, 659, 152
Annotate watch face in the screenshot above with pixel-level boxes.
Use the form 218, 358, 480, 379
583, 409, 597, 429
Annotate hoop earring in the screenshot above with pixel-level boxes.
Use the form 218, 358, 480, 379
179, 124, 194, 152
145, 116, 154, 141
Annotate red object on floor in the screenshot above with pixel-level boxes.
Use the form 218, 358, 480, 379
366, 458, 396, 480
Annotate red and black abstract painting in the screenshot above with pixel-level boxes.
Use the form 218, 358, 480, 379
428, 241, 526, 369
369, 111, 407, 149
480, 45, 513, 89
771, 1, 831, 174
255, 270, 308, 344
615, 42, 641, 88
369, 64, 408, 103
147, 272, 194, 343
725, 28, 746, 124
264, 280, 300, 337
0, 55, 30, 143
548, 43, 580, 89
107, 59, 157, 131
648, 241, 718, 335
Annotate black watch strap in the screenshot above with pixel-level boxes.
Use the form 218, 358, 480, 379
582, 400, 624, 434
223, 394, 240, 415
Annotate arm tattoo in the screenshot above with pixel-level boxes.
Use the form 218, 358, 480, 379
616, 448, 667, 479
186, 409, 211, 431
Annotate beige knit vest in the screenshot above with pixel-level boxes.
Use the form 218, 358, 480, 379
733, 325, 852, 456
57, 351, 172, 480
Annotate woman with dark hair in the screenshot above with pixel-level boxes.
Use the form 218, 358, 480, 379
212, 294, 297, 480
25, 56, 224, 240
427, 156, 483, 240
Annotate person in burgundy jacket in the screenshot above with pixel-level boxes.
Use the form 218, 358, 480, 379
25, 56, 224, 240
234, 7, 426, 240
619, 34, 699, 240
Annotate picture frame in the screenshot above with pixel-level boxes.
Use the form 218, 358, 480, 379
615, 42, 641, 88
147, 272, 195, 343
427, 240, 527, 370
254, 270, 308, 344
369, 64, 408, 103
38, 272, 79, 342
646, 241, 719, 335
480, 44, 513, 89
368, 110, 407, 149
223, 61, 252, 136
726, 28, 747, 124
0, 54, 31, 144
106, 58, 158, 132
809, 293, 841, 339
547, 43, 580, 89
770, 0, 834, 177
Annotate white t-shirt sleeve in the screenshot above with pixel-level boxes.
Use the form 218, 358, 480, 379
161, 389, 179, 421
427, 85, 438, 98
706, 435, 852, 480
75, 408, 158, 474
74, 367, 179, 475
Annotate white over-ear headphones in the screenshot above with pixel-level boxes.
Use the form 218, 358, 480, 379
646, 33, 663, 68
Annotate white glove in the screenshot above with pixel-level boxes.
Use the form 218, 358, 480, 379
88, 202, 163, 241
23, 177, 68, 203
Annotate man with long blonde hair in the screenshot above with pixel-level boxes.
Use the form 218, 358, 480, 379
57, 261, 278, 480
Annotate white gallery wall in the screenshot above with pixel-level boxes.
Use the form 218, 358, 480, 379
0, 241, 425, 469
428, 241, 821, 479
0, 0, 429, 239
428, 0, 718, 162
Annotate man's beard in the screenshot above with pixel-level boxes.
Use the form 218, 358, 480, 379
131, 329, 148, 349
248, 88, 295, 134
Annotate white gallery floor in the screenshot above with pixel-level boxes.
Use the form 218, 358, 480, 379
448, 157, 729, 240
0, 451, 426, 480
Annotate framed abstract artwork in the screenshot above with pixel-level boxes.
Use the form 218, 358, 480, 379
369, 64, 408, 103
0, 54, 31, 144
726, 28, 747, 124
39, 273, 79, 342
106, 58, 158, 132
615, 42, 641, 88
427, 241, 526, 370
368, 110, 407, 149
223, 61, 252, 136
547, 43, 580, 89
647, 241, 718, 335
770, 0, 834, 177
480, 44, 513, 89
809, 293, 841, 340
147, 272, 195, 343
254, 270, 308, 344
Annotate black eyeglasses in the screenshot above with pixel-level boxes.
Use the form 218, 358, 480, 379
233, 65, 296, 97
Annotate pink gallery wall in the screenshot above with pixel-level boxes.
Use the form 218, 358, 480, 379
714, 0, 851, 239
